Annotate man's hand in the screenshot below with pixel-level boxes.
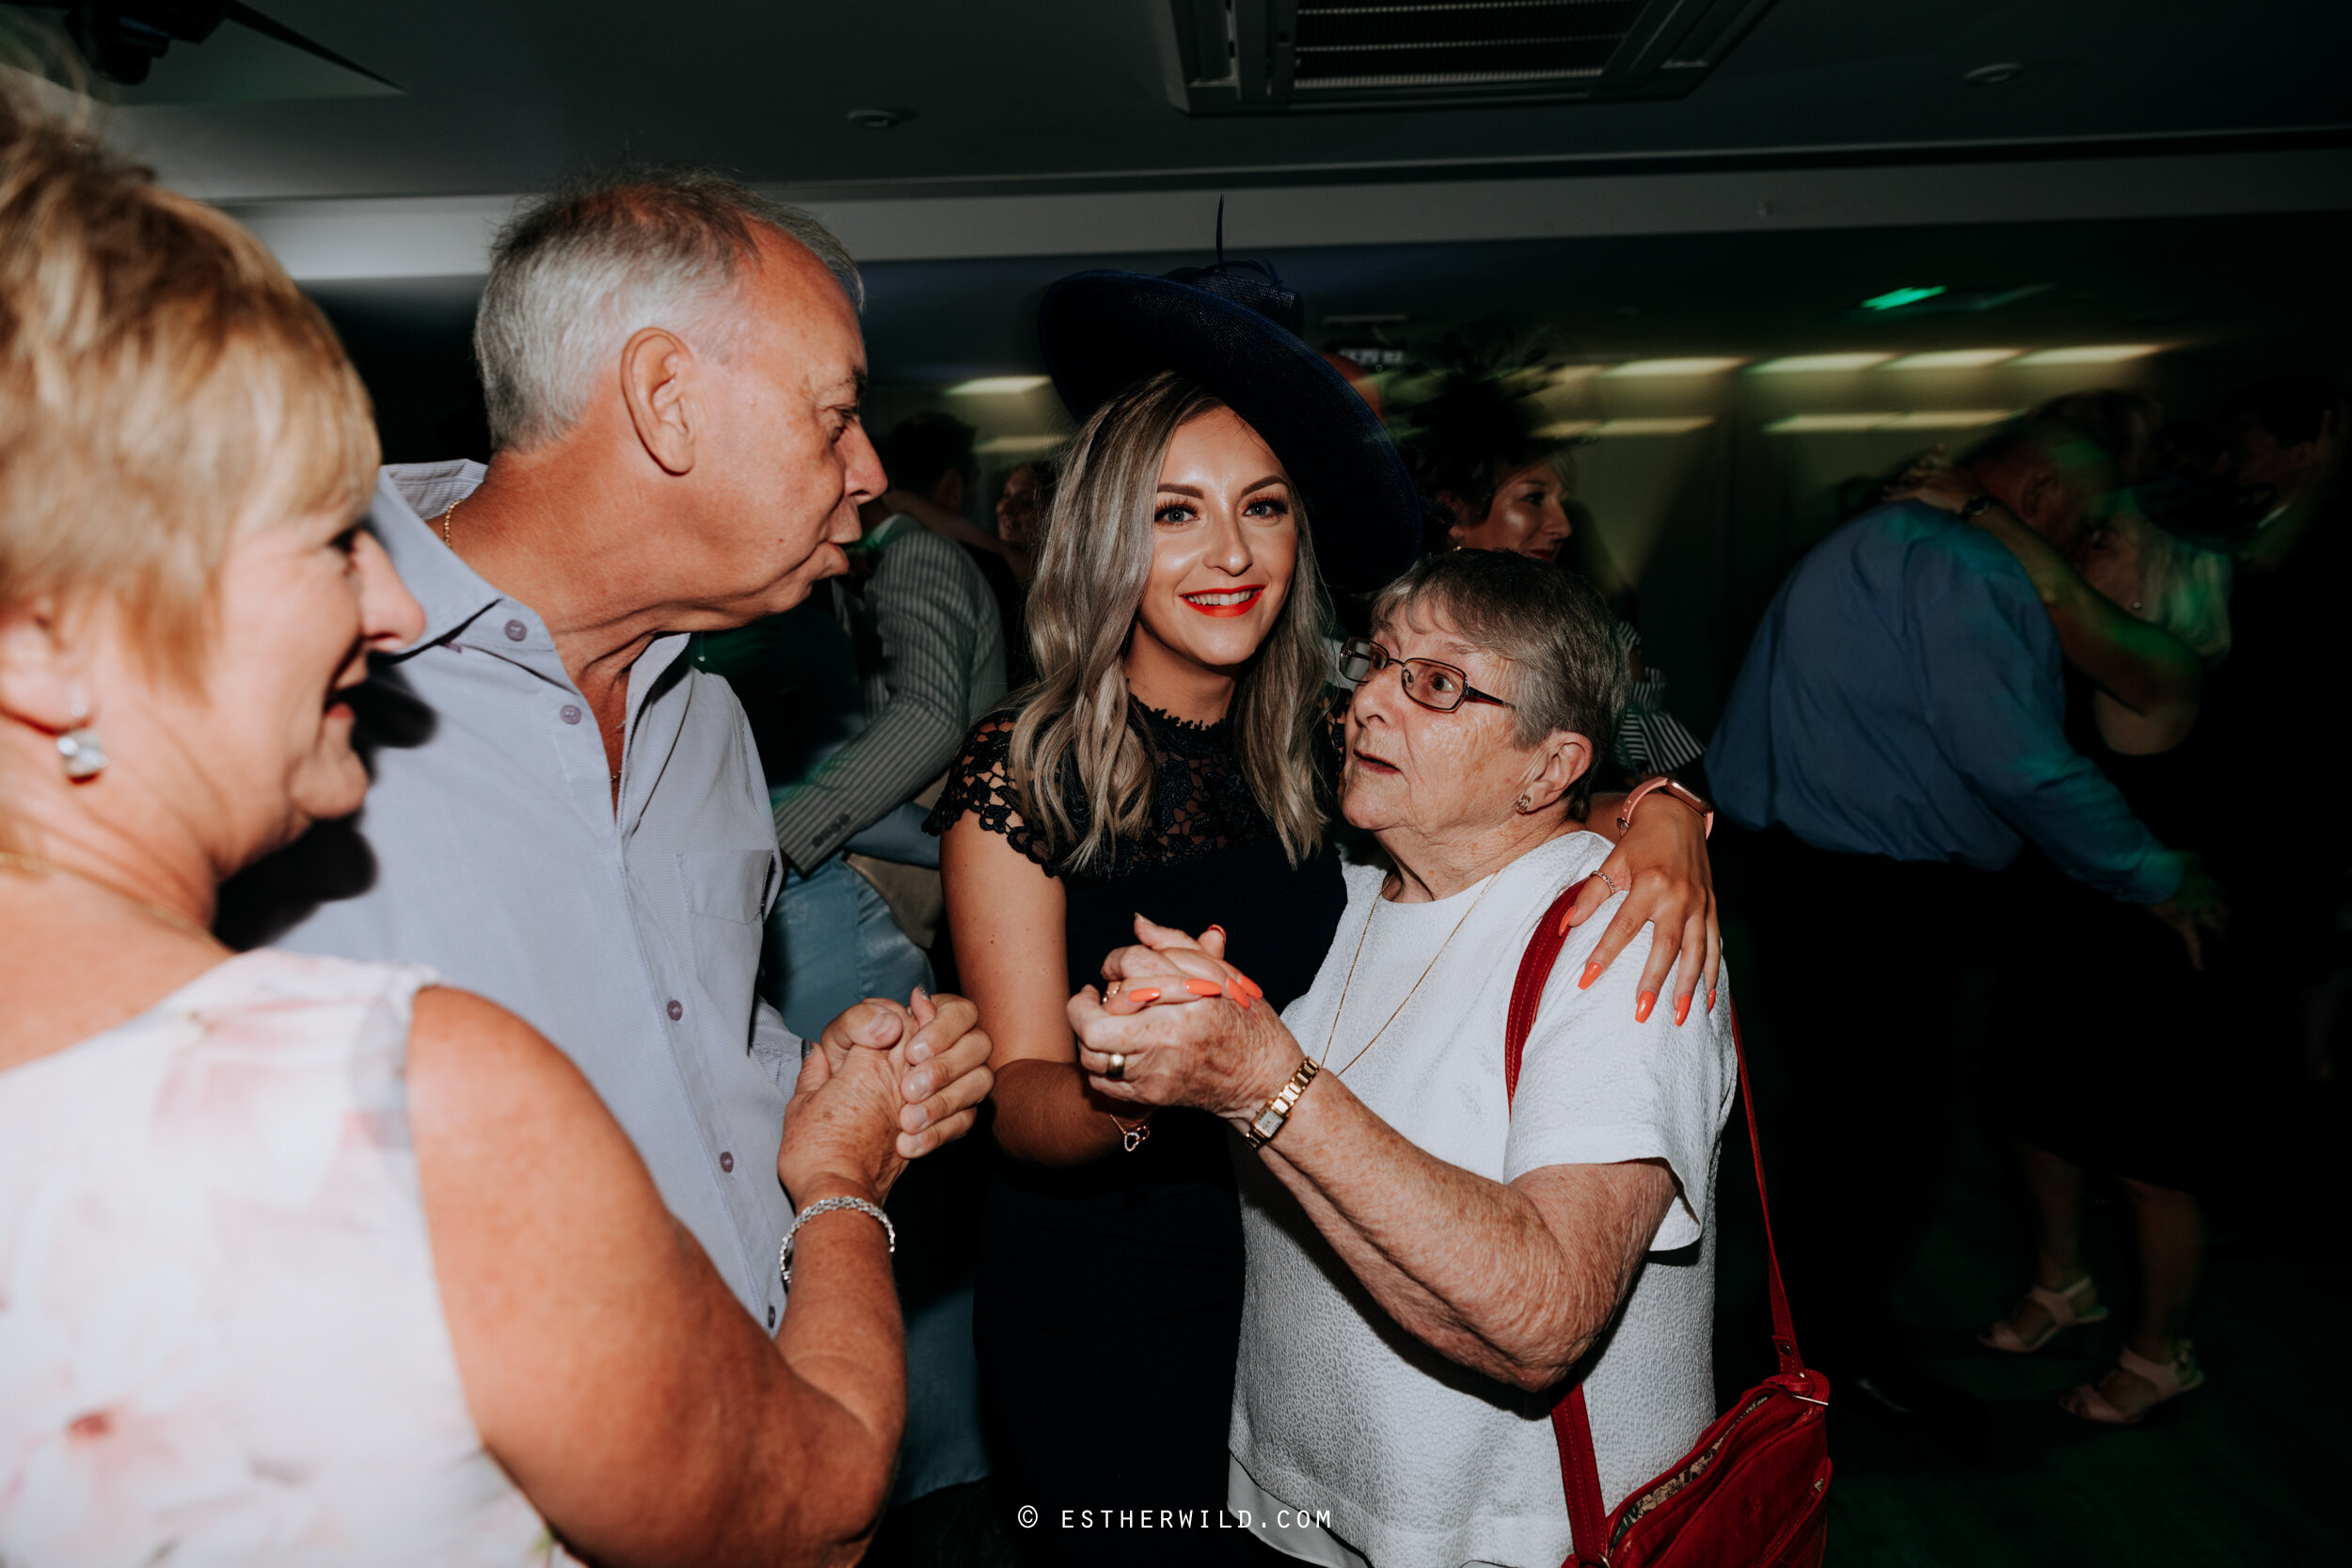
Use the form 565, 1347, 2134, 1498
779, 1022, 911, 1207
813, 990, 994, 1158
2148, 853, 2230, 970
1566, 791, 1721, 1025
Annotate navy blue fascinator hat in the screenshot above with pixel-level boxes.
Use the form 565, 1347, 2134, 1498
1036, 259, 1422, 592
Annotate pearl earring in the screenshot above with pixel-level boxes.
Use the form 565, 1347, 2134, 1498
57, 696, 106, 782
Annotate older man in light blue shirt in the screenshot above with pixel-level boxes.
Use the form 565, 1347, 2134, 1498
223, 174, 993, 1337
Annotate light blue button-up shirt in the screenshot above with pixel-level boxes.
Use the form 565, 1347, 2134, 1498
1708, 500, 2179, 903
234, 461, 796, 1325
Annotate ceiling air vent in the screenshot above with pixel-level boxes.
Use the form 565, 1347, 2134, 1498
1159, 0, 1777, 115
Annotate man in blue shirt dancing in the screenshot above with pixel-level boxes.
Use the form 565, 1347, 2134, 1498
1710, 418, 2225, 1420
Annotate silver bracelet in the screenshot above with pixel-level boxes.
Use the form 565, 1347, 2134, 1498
778, 1196, 896, 1288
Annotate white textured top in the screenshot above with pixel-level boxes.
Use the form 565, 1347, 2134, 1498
1230, 832, 1736, 1568
0, 950, 553, 1566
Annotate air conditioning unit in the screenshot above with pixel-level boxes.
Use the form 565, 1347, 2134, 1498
1158, 0, 1778, 115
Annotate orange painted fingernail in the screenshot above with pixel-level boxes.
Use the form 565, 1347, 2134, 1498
1127, 988, 1161, 1005
1635, 990, 1658, 1023
1231, 971, 1263, 998
1184, 978, 1224, 998
1707, 989, 1717, 1015
1206, 925, 1226, 941
1674, 993, 1692, 1027
1578, 960, 1603, 990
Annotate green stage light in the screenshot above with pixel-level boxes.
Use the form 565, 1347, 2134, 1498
1860, 286, 1947, 311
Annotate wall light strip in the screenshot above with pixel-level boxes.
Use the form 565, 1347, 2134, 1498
1599, 357, 1744, 378
1534, 420, 1601, 437
1883, 349, 2021, 370
2010, 345, 2162, 366
1878, 409, 2016, 429
946, 374, 1052, 395
1767, 409, 2017, 434
1751, 353, 1896, 374
975, 434, 1064, 454
1592, 417, 1716, 436
1766, 413, 1900, 433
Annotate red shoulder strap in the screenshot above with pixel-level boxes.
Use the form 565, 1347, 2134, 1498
1506, 880, 1804, 1565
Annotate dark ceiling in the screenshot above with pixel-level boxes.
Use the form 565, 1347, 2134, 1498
39, 0, 2352, 202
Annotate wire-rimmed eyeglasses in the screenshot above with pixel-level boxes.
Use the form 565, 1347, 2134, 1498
1338, 638, 1515, 714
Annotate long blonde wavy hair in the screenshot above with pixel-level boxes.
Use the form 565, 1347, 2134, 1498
1009, 371, 1330, 873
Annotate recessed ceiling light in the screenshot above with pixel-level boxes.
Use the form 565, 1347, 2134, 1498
1600, 358, 1743, 378
1752, 354, 1896, 374
2011, 344, 2163, 366
946, 375, 1051, 396
1592, 417, 1716, 436
1878, 409, 2018, 429
1766, 414, 1902, 434
847, 107, 916, 129
1884, 349, 2021, 370
975, 435, 1064, 455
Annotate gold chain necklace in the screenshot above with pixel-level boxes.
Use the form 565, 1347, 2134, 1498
439, 495, 463, 549
0, 851, 215, 943
1319, 871, 1498, 1079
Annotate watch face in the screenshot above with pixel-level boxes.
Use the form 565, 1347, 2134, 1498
1253, 1108, 1285, 1138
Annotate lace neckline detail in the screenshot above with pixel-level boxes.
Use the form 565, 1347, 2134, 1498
1135, 701, 1232, 755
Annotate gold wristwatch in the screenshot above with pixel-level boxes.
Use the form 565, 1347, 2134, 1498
1243, 1057, 1321, 1150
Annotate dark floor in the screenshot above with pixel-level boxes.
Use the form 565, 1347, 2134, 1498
873, 924, 2351, 1568
1717, 932, 2352, 1568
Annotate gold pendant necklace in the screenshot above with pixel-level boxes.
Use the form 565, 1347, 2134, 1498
0, 851, 215, 943
1319, 871, 1498, 1080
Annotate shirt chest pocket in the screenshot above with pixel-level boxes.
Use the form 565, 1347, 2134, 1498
675, 849, 778, 1024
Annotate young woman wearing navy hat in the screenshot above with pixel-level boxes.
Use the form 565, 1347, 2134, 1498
927, 262, 1720, 1561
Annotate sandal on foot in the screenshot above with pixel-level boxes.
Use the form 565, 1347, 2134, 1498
2062, 1342, 2205, 1426
1977, 1275, 2108, 1354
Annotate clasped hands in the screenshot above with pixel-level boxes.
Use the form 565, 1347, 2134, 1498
779, 989, 994, 1204
1066, 916, 1302, 1124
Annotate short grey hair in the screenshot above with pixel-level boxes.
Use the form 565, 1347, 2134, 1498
1370, 550, 1628, 811
473, 166, 862, 451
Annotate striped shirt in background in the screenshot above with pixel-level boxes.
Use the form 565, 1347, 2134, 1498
769, 515, 1008, 874
1612, 620, 1708, 778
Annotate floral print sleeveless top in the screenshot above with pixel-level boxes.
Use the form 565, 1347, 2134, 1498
0, 950, 554, 1565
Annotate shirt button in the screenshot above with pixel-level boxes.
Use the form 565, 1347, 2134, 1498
719, 1150, 734, 1172
666, 999, 683, 1021
504, 619, 527, 641
767, 1305, 777, 1329
560, 704, 582, 725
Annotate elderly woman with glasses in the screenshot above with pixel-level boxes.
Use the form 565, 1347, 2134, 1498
1071, 549, 1737, 1568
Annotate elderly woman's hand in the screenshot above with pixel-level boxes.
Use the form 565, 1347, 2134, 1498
1066, 978, 1299, 1119
1564, 794, 1721, 1026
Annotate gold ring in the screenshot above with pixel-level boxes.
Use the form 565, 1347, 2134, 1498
1106, 1053, 1126, 1081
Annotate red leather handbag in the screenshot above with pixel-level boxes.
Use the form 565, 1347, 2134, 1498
1506, 879, 1833, 1568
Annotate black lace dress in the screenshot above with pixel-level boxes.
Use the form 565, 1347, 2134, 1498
928, 702, 1346, 1563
